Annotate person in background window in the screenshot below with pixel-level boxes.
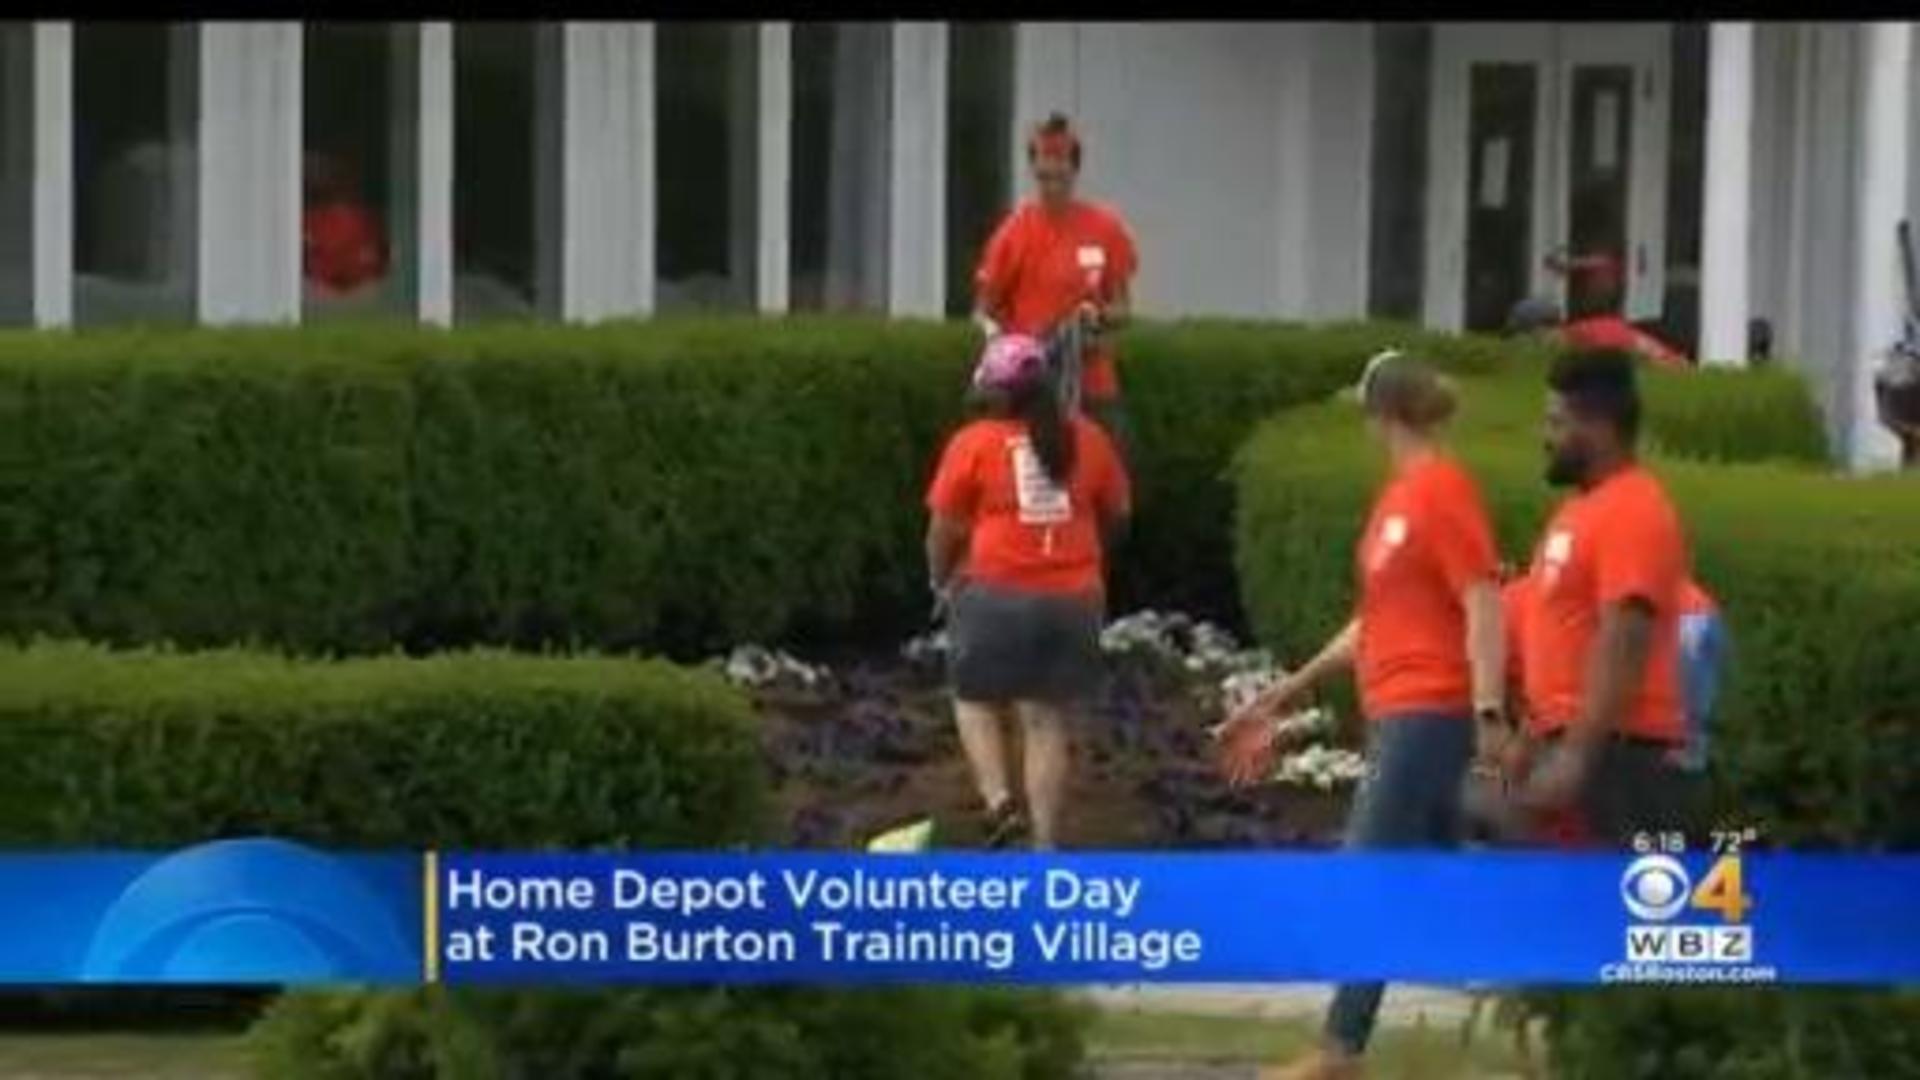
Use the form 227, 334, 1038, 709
1212, 352, 1504, 1080
303, 152, 387, 297
925, 333, 1132, 851
1546, 250, 1690, 368
973, 113, 1141, 473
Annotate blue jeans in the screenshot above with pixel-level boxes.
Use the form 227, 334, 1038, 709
1677, 612, 1726, 772
1323, 712, 1474, 1055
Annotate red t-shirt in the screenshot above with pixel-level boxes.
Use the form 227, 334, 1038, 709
1353, 454, 1500, 721
974, 200, 1139, 402
925, 416, 1131, 595
1562, 316, 1689, 369
1521, 465, 1689, 742
304, 201, 386, 294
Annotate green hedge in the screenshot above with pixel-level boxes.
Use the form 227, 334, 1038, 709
247, 986, 1090, 1080
0, 318, 1824, 656
0, 642, 766, 848
1233, 379, 1919, 846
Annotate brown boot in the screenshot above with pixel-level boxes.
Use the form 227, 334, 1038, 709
1257, 1044, 1364, 1080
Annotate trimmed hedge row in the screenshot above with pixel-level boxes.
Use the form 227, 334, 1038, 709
248, 986, 1090, 1080
0, 642, 766, 848
1233, 378, 1920, 846
0, 642, 1093, 1073
0, 319, 1826, 657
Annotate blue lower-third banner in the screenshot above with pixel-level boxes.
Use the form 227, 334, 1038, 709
2, 840, 1918, 985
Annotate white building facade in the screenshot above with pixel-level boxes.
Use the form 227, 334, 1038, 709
0, 22, 1913, 467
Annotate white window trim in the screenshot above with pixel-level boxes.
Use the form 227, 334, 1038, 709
30, 22, 72, 328
756, 22, 791, 314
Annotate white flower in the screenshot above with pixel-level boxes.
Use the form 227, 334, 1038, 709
715, 645, 831, 691
1272, 745, 1367, 789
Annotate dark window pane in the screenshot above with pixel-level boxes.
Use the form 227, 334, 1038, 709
1566, 64, 1635, 318
0, 23, 31, 325
657, 23, 758, 312
945, 22, 1013, 318
1463, 63, 1537, 333
790, 22, 891, 313
1367, 25, 1431, 322
454, 22, 560, 322
74, 22, 198, 326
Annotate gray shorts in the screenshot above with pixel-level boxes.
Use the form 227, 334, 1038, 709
948, 582, 1104, 705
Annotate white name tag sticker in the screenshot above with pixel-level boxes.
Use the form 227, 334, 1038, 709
1076, 245, 1107, 270
1382, 515, 1409, 546
1544, 529, 1574, 565
1011, 438, 1072, 525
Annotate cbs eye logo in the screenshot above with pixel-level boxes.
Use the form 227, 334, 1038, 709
80, 839, 420, 984
1621, 854, 1753, 924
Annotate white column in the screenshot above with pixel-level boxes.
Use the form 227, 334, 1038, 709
197, 22, 301, 325
1700, 23, 1754, 366
556, 22, 653, 322
30, 22, 71, 328
416, 23, 454, 326
756, 21, 790, 313
887, 22, 946, 318
1848, 22, 1911, 470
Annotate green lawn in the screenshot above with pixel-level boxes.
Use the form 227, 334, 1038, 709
0, 1033, 245, 1079
1087, 1007, 1535, 1079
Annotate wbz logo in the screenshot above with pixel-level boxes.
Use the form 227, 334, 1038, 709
1620, 854, 1755, 964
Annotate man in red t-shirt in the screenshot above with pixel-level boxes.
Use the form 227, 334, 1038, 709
974, 113, 1140, 472
1505, 348, 1704, 847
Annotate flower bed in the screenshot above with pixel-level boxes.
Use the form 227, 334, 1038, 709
719, 609, 1360, 850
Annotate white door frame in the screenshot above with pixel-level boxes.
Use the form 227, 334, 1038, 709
1424, 23, 1670, 330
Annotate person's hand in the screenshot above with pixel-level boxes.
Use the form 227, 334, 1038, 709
1515, 739, 1593, 814
1210, 708, 1279, 789
1075, 299, 1106, 334
1209, 677, 1302, 788
1497, 732, 1534, 784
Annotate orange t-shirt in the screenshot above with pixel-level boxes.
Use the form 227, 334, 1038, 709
304, 201, 386, 294
1352, 454, 1500, 721
1521, 464, 1689, 742
1562, 316, 1689, 369
925, 415, 1131, 595
974, 200, 1139, 402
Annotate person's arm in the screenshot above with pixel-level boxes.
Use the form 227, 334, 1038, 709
926, 513, 971, 592
973, 215, 1019, 336
1573, 599, 1655, 749
1463, 579, 1510, 764
1254, 617, 1358, 712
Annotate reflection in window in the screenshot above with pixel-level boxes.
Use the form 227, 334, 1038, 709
1366, 25, 1431, 322
657, 23, 757, 312
454, 23, 561, 322
74, 23, 199, 326
0, 24, 32, 324
304, 23, 416, 321
945, 23, 1013, 318
790, 22, 892, 313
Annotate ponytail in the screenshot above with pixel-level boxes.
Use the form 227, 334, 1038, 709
1012, 380, 1075, 486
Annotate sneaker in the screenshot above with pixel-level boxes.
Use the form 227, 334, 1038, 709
1258, 1047, 1364, 1080
982, 798, 1028, 849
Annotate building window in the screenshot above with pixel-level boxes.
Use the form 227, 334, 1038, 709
1660, 23, 1708, 357
790, 22, 892, 313
74, 23, 199, 326
1366, 25, 1432, 322
304, 23, 416, 321
656, 23, 758, 312
0, 23, 32, 325
945, 22, 1013, 318
453, 23, 561, 322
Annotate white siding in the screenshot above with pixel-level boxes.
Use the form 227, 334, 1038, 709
1013, 22, 1366, 319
